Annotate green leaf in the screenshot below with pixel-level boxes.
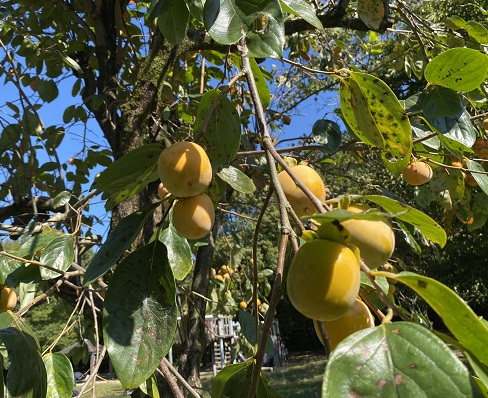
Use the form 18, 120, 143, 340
0, 254, 22, 285
246, 5, 285, 59
217, 165, 256, 194
159, 226, 193, 280
5, 263, 42, 287
360, 272, 388, 293
375, 272, 488, 369
446, 17, 488, 45
19, 229, 62, 258
0, 311, 41, 351
250, 57, 271, 109
140, 374, 161, 398
437, 133, 470, 160
358, 0, 385, 30
0, 327, 47, 398
103, 241, 177, 389
423, 87, 463, 132
445, 110, 477, 147
340, 72, 412, 175
23, 111, 42, 135
466, 160, 488, 196
323, 322, 482, 398
39, 235, 75, 280
59, 52, 82, 74
211, 360, 285, 398
157, 0, 189, 44
184, 0, 205, 22
52, 191, 71, 209
83, 203, 159, 286
422, 94, 477, 149
280, 0, 323, 30
465, 351, 488, 394
424, 48, 488, 92
238, 310, 274, 357
148, 0, 173, 20
91, 143, 161, 211
411, 121, 440, 150
204, 0, 285, 58
212, 362, 250, 398
37, 78, 59, 103
194, 89, 241, 172
308, 208, 392, 223
428, 166, 465, 204
362, 195, 447, 247
311, 119, 343, 154
43, 352, 75, 398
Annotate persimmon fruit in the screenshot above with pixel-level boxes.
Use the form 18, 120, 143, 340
341, 204, 395, 269
0, 287, 17, 312
481, 119, 488, 131
313, 298, 374, 350
239, 301, 247, 310
286, 239, 360, 321
278, 165, 326, 218
172, 193, 215, 239
158, 141, 212, 198
402, 161, 433, 186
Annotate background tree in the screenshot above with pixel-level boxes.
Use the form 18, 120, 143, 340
0, 0, 488, 397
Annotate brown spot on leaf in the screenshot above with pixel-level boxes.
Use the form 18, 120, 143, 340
395, 374, 404, 385
377, 379, 387, 389
418, 280, 427, 288
408, 363, 417, 369
350, 391, 361, 398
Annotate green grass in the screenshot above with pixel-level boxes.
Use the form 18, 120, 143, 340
76, 379, 126, 398
267, 353, 327, 397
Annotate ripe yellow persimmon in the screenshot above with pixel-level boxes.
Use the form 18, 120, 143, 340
286, 239, 360, 321
341, 204, 395, 269
0, 287, 17, 312
402, 161, 433, 186
172, 193, 215, 239
239, 301, 247, 310
466, 173, 479, 187
472, 137, 488, 159
313, 298, 374, 350
158, 141, 212, 198
215, 274, 224, 282
278, 165, 326, 218
482, 119, 488, 131
219, 265, 233, 276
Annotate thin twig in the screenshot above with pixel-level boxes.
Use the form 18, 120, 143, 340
240, 38, 296, 398
77, 346, 107, 397
158, 360, 185, 398
162, 357, 201, 398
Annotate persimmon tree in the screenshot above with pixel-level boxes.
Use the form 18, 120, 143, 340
1, 0, 488, 397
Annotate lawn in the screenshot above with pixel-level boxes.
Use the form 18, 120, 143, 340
76, 379, 127, 398
75, 352, 327, 398
267, 352, 327, 397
